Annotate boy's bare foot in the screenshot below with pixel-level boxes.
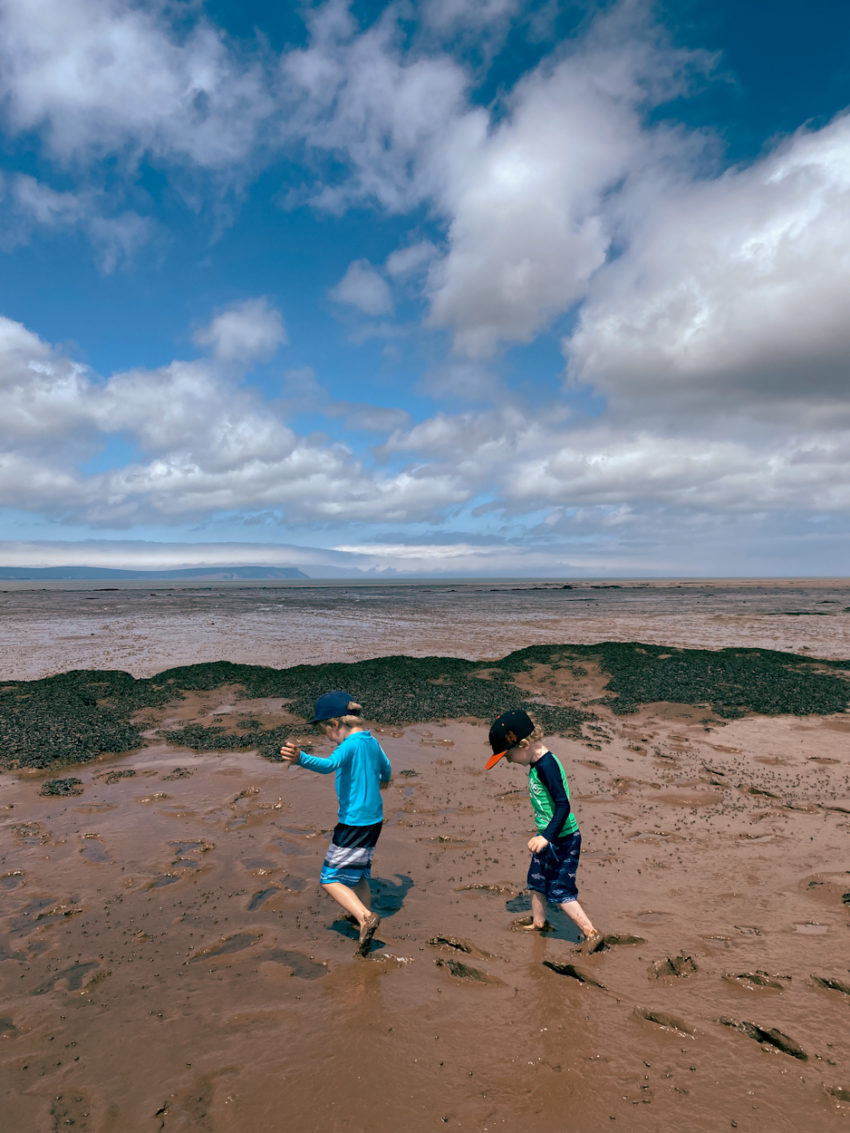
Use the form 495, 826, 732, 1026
578, 930, 604, 955
511, 916, 553, 933
357, 912, 381, 956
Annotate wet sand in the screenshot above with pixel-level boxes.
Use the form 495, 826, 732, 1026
2, 576, 850, 680
1, 657, 849, 1130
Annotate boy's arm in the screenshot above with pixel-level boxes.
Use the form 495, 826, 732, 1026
279, 741, 349, 774
379, 749, 392, 784
295, 746, 350, 774
533, 754, 572, 843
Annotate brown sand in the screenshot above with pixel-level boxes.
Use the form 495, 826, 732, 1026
1, 675, 848, 1131
3, 576, 849, 681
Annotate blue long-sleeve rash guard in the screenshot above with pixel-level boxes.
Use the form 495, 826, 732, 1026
295, 730, 392, 826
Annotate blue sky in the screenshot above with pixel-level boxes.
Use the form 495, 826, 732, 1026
1, 0, 849, 577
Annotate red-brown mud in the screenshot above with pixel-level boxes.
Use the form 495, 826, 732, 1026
1, 687, 848, 1131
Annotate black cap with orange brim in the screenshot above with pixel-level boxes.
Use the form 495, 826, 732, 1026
485, 709, 534, 769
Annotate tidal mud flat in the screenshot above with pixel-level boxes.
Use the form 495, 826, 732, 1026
3, 576, 850, 681
0, 640, 849, 1131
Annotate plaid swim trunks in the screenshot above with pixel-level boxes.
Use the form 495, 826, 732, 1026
527, 830, 582, 904
320, 821, 383, 888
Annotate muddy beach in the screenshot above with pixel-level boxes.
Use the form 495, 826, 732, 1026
0, 584, 849, 1130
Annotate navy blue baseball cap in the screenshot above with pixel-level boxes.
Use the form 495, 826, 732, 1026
310, 690, 360, 724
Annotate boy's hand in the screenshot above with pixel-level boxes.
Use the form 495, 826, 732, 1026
528, 835, 549, 854
279, 742, 300, 763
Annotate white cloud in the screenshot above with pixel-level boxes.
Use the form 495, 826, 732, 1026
426, 10, 709, 356
3, 173, 155, 271
0, 315, 93, 444
0, 538, 377, 573
385, 239, 437, 278
273, 2, 713, 357
0, 311, 472, 526
0, 0, 273, 169
279, 2, 476, 212
11, 174, 87, 225
330, 259, 393, 316
380, 401, 850, 519
421, 0, 523, 34
566, 111, 850, 426
194, 298, 287, 364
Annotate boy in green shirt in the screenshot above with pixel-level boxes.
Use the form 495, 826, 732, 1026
486, 709, 602, 953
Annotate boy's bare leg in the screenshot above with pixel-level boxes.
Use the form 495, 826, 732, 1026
322, 881, 371, 926
323, 880, 380, 956
559, 898, 598, 940
530, 891, 549, 929
353, 877, 371, 909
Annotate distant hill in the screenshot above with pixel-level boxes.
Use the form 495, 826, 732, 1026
0, 565, 309, 580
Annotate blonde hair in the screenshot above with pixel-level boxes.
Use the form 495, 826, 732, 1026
320, 701, 364, 730
514, 723, 544, 748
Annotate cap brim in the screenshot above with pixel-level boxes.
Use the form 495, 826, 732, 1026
485, 751, 506, 770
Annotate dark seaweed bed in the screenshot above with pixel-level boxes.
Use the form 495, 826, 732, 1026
1, 642, 848, 771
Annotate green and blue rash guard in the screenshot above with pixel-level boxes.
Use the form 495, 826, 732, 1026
295, 730, 392, 826
528, 751, 579, 842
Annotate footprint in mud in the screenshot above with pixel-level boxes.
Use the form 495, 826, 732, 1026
170, 840, 214, 866
428, 935, 493, 960
148, 874, 182, 890
543, 961, 607, 990
146, 840, 215, 888
10, 823, 49, 847
734, 924, 762, 936
434, 957, 501, 985
634, 910, 670, 925
651, 952, 698, 979
13, 899, 82, 933
271, 836, 311, 857
635, 1007, 694, 1036
247, 886, 280, 911
0, 870, 25, 890
723, 970, 788, 991
456, 882, 519, 897
8, 896, 58, 935
811, 975, 850, 996
719, 1017, 808, 1061
33, 960, 100, 995
189, 932, 263, 962
264, 948, 328, 980
0, 1018, 18, 1037
79, 835, 111, 864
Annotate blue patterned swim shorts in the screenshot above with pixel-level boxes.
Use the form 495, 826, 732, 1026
320, 821, 383, 887
527, 830, 582, 904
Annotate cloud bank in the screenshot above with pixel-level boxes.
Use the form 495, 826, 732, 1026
0, 0, 848, 575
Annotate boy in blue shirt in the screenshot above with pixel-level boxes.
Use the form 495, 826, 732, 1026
280, 690, 392, 957
486, 709, 602, 954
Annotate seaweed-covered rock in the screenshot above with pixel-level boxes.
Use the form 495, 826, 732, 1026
39, 777, 84, 797
1, 642, 847, 769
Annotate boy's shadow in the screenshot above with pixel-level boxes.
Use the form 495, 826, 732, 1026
329, 873, 414, 945
505, 893, 582, 944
